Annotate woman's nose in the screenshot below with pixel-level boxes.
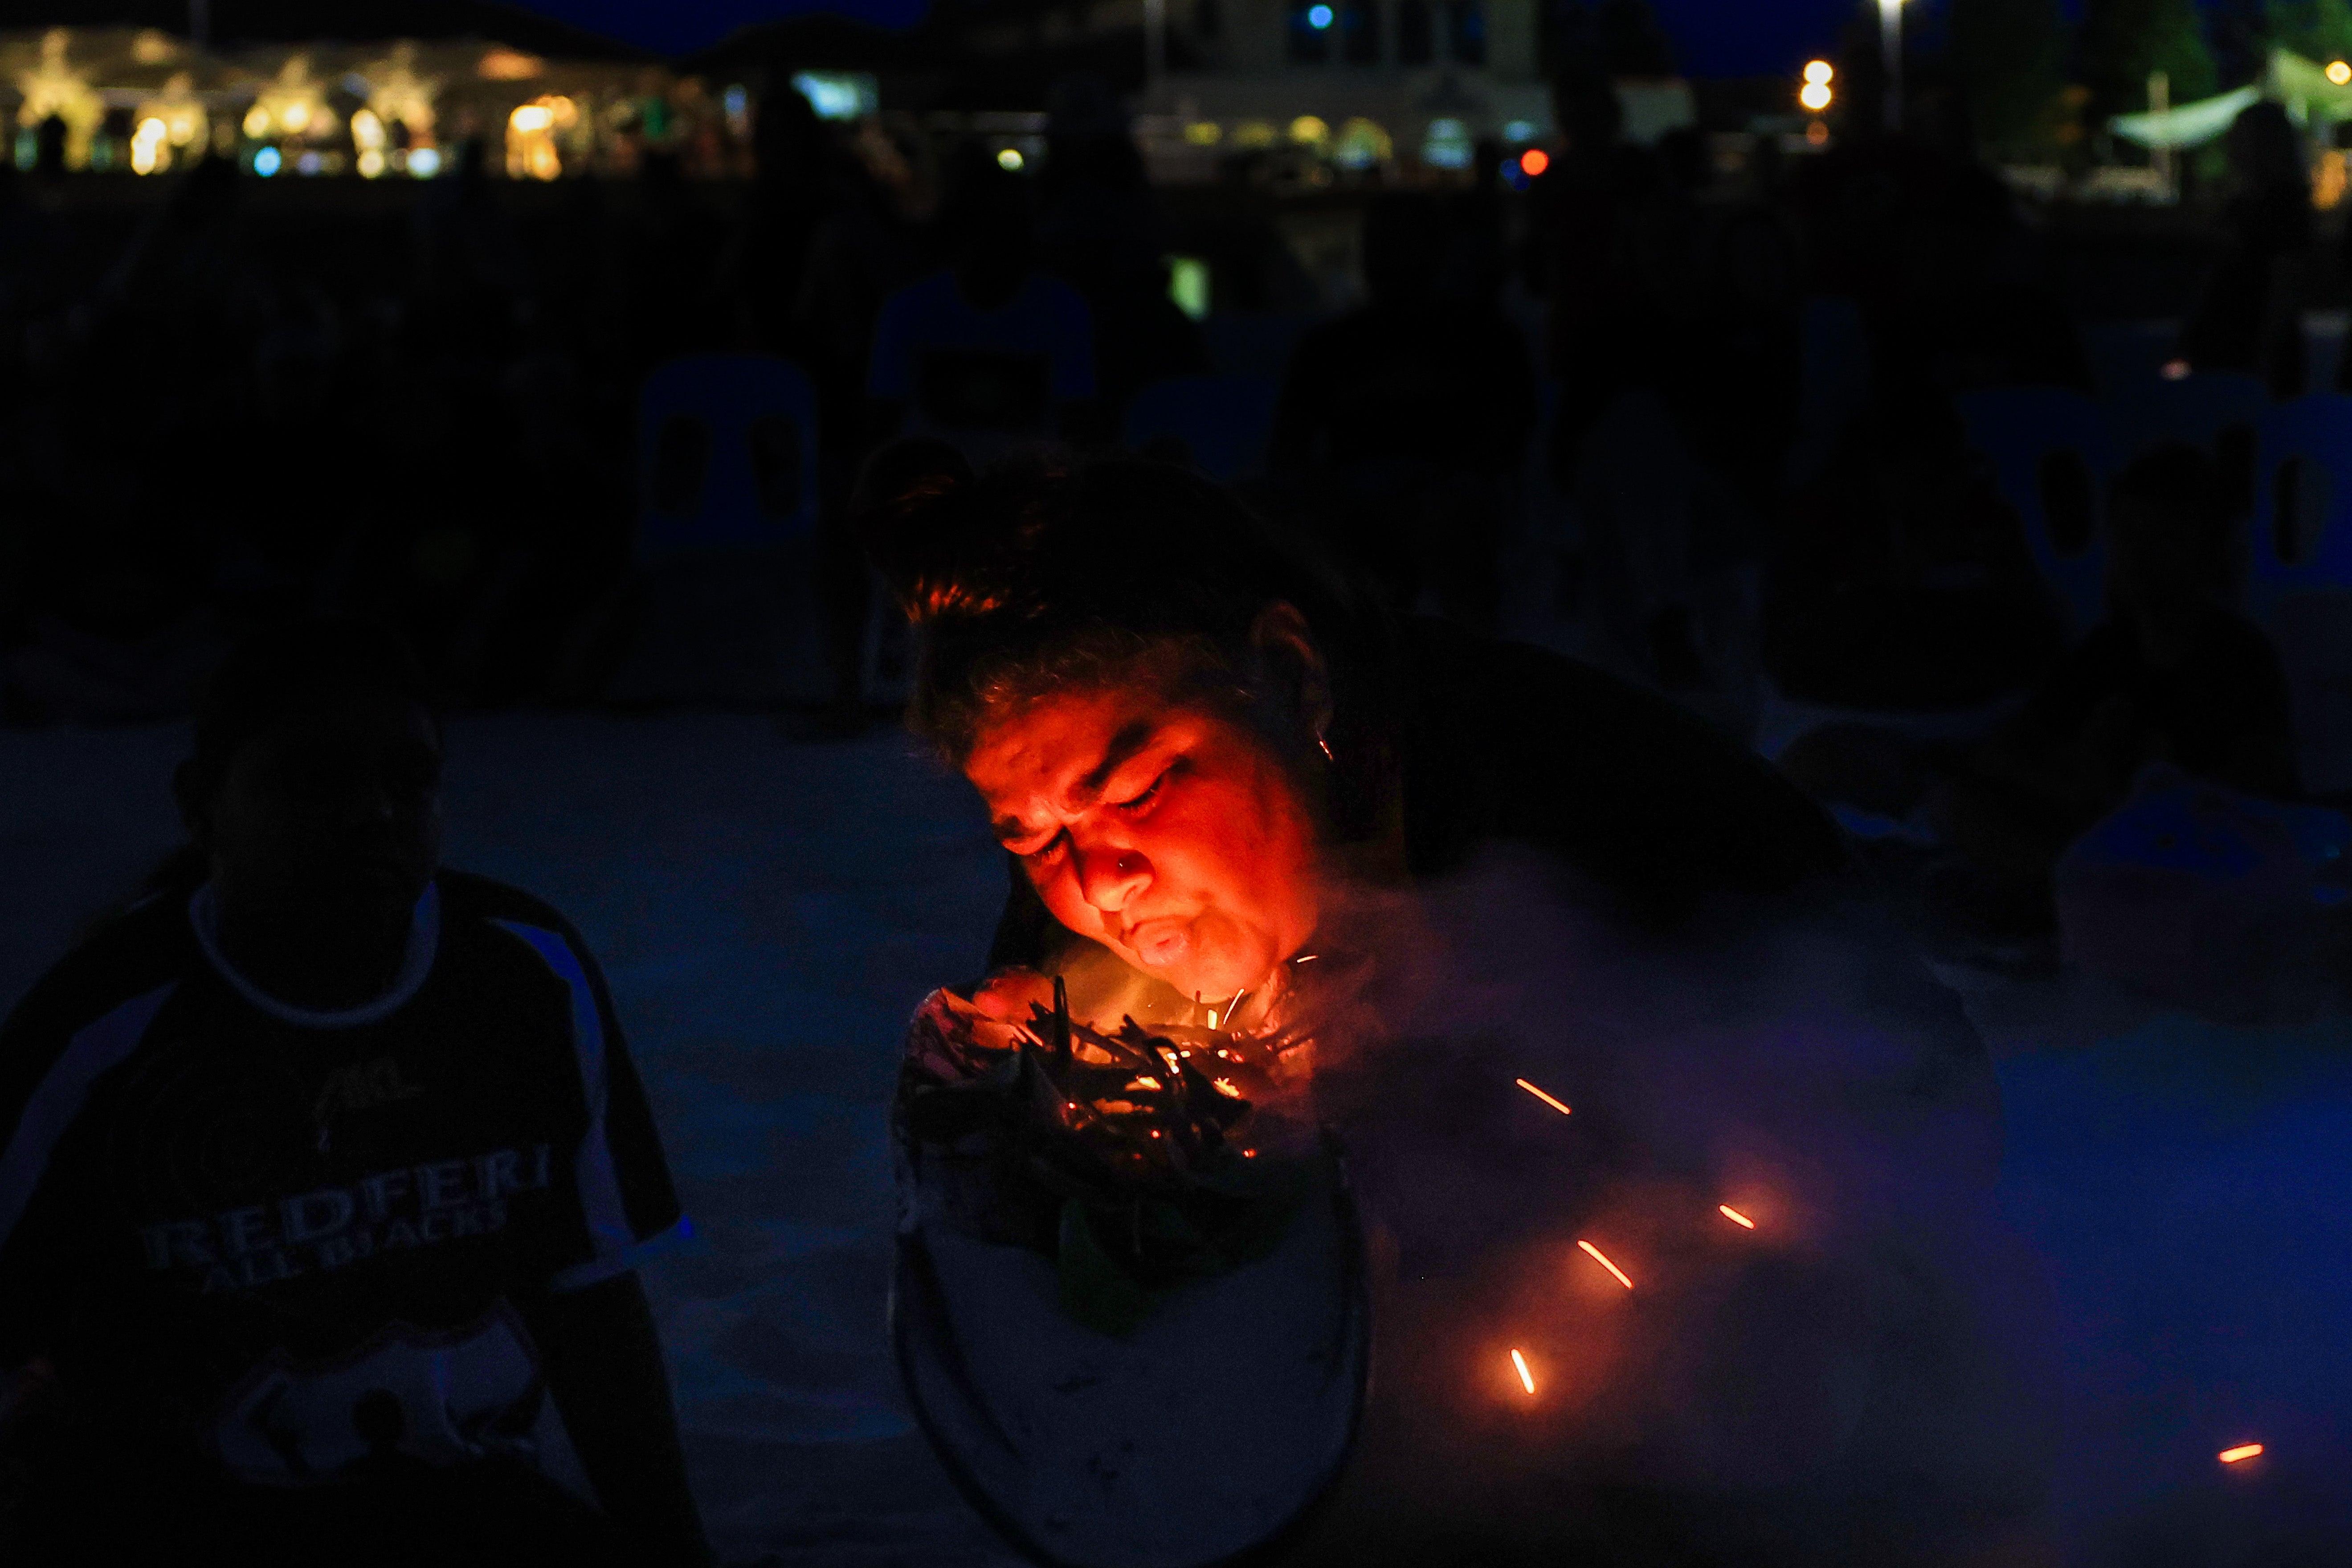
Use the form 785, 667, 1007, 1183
1073, 839, 1150, 912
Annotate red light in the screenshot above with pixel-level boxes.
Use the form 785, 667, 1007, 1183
1519, 147, 1549, 177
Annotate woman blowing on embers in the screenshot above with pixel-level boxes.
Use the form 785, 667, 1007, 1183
867, 446, 2048, 1566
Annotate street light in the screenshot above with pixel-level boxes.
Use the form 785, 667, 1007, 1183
2330, 59, 2352, 86
1800, 60, 1833, 114
1879, 0, 1903, 131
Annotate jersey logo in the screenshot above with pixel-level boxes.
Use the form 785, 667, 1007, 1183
314, 1057, 425, 1127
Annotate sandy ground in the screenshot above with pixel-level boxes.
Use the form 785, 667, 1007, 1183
5, 713, 2348, 1564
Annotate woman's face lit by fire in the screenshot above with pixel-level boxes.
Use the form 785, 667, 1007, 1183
963, 628, 1327, 1002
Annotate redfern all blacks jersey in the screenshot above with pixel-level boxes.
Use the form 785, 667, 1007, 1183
0, 870, 683, 1486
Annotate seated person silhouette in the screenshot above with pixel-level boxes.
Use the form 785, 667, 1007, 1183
1790, 445, 2299, 946
1931, 443, 2298, 908
1268, 193, 1535, 629
0, 620, 709, 1568
867, 144, 1098, 466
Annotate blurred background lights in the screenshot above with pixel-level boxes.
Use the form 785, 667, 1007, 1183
129, 117, 165, 174
408, 145, 441, 177
1519, 147, 1549, 177
1422, 117, 1471, 169
1800, 81, 1832, 111
1289, 114, 1329, 144
790, 70, 877, 122
1804, 59, 1834, 85
1307, 4, 1335, 27
252, 145, 280, 176
996, 146, 1024, 171
1502, 119, 1536, 142
2330, 59, 2352, 86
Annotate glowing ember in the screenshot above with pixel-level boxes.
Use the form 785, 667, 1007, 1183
1211, 1077, 1243, 1098
1294, 954, 1319, 964
1128, 1076, 1163, 1091
1719, 1205, 1756, 1229
1510, 1349, 1535, 1395
1515, 1078, 1573, 1116
1206, 1011, 1217, 1028
1577, 1239, 1633, 1290
2219, 1443, 2265, 1464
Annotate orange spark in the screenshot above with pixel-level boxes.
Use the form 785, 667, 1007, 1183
1719, 1205, 1756, 1229
2219, 1443, 2265, 1464
1510, 1348, 1535, 1394
1577, 1239, 1633, 1289
1515, 1078, 1573, 1116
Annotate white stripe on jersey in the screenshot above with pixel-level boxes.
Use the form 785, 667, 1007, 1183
488, 921, 641, 1286
0, 984, 178, 1254
188, 882, 442, 1030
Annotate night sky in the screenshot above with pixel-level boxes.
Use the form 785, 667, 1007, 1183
512, 0, 1861, 78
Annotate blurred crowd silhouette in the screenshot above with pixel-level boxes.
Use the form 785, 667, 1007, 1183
4, 70, 2348, 964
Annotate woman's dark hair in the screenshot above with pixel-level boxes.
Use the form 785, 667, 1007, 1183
856, 442, 1395, 829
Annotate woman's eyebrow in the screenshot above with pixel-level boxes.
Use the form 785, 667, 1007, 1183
1077, 720, 1160, 798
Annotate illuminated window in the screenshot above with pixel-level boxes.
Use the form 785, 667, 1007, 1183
1446, 0, 1486, 65
1398, 0, 1433, 65
1341, 0, 1380, 62
1289, 1, 1332, 61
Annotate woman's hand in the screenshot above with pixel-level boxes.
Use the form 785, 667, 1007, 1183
968, 967, 1058, 1024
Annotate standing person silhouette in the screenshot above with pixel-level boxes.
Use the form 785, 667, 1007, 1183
0, 620, 709, 1568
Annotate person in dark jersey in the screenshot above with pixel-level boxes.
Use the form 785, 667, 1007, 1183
0, 620, 710, 1568
861, 445, 2041, 1565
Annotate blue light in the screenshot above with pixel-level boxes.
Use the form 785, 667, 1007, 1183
1307, 4, 1334, 27
253, 146, 280, 177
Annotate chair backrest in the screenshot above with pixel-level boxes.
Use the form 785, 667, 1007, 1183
1121, 373, 1281, 482
2251, 395, 2352, 600
636, 354, 820, 561
2272, 588, 2352, 799
2108, 371, 2267, 462
1955, 386, 2113, 641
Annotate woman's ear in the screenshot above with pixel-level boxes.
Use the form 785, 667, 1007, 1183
1249, 601, 1333, 746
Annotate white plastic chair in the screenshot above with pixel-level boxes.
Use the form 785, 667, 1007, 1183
635, 354, 820, 561
1955, 387, 2113, 642
2251, 394, 2352, 604
610, 355, 829, 705
2249, 396, 2352, 795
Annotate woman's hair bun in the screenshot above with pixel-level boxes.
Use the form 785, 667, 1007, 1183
851, 437, 1005, 622
855, 439, 1091, 625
